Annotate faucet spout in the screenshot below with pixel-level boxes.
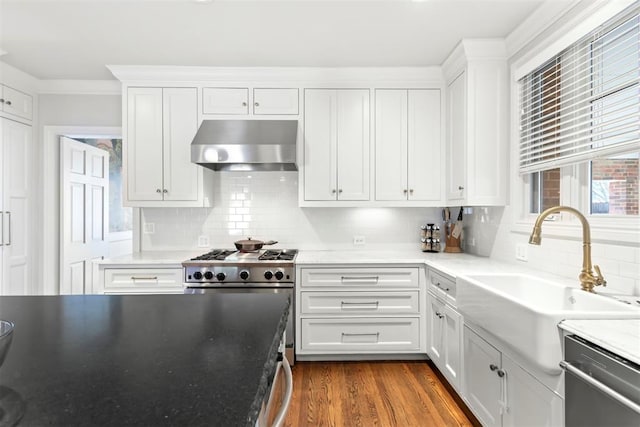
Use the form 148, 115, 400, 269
528, 206, 606, 293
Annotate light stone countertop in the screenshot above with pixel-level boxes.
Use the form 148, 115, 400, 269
559, 319, 640, 365
97, 251, 202, 267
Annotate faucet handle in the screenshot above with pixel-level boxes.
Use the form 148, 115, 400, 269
594, 265, 607, 287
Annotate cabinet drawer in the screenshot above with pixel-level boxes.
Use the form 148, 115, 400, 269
104, 268, 183, 294
202, 87, 249, 114
300, 318, 420, 352
300, 291, 419, 315
253, 88, 299, 115
2, 84, 33, 120
300, 268, 419, 289
429, 269, 456, 305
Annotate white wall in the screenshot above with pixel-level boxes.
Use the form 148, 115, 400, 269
141, 172, 439, 251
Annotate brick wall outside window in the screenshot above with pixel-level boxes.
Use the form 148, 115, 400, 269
592, 159, 639, 215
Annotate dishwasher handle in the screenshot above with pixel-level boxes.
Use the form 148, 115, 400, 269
560, 360, 640, 415
271, 354, 293, 427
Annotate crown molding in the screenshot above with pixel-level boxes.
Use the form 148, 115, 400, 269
37, 79, 121, 95
442, 39, 507, 83
106, 65, 444, 86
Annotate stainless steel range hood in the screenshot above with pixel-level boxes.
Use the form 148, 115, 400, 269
191, 119, 298, 171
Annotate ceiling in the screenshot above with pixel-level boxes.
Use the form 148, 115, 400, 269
0, 0, 547, 80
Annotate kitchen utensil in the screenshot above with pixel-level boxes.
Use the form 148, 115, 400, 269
234, 237, 278, 252
0, 320, 14, 369
457, 207, 464, 221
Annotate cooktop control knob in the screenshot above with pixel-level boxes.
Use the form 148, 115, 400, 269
264, 271, 273, 280
274, 270, 284, 280
239, 270, 250, 280
204, 271, 214, 280
216, 272, 226, 282
193, 271, 203, 280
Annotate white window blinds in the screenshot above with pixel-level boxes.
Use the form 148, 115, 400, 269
519, 7, 640, 174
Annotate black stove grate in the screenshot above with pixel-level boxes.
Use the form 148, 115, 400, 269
259, 249, 298, 261
190, 249, 237, 261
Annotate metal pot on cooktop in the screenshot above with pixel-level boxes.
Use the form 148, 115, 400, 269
234, 237, 277, 252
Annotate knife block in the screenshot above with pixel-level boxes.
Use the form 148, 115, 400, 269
443, 223, 463, 253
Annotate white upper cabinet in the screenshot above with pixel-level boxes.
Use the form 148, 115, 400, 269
126, 87, 208, 207
443, 40, 508, 206
202, 87, 249, 115
303, 89, 370, 202
375, 89, 442, 204
0, 84, 33, 121
253, 88, 299, 115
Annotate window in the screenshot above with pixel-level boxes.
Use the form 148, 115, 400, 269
520, 6, 640, 219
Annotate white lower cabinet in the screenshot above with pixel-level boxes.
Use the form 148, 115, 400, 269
463, 325, 564, 427
102, 268, 184, 294
427, 292, 462, 391
297, 266, 424, 359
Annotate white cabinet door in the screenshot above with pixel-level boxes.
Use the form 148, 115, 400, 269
1, 85, 33, 121
104, 268, 184, 294
253, 88, 299, 115
162, 88, 199, 201
408, 89, 441, 202
127, 87, 164, 201
463, 326, 502, 427
202, 87, 249, 115
442, 303, 462, 390
336, 90, 370, 201
304, 89, 336, 201
502, 354, 564, 427
1, 118, 31, 295
375, 89, 407, 201
427, 294, 444, 367
447, 72, 466, 202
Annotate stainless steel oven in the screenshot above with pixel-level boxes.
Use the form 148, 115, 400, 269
561, 335, 640, 427
183, 249, 297, 364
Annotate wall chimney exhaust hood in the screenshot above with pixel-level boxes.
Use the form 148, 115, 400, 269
191, 119, 298, 171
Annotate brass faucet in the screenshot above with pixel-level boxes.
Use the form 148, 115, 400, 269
529, 206, 606, 293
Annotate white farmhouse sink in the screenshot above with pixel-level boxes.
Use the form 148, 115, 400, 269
457, 273, 640, 375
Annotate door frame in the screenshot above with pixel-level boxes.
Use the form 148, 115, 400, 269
42, 125, 139, 295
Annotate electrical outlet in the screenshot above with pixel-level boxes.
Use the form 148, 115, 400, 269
353, 236, 366, 246
143, 222, 155, 234
515, 243, 528, 261
197, 235, 210, 248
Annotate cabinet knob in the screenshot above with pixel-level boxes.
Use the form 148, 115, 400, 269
242, 102, 247, 107
163, 189, 168, 193
254, 102, 260, 107
338, 189, 343, 193
489, 364, 499, 371
409, 189, 414, 194
332, 189, 336, 194
156, 189, 162, 193
458, 186, 464, 190
403, 189, 408, 194
5, 100, 11, 106
497, 369, 506, 378
0, 98, 4, 104
435, 312, 444, 319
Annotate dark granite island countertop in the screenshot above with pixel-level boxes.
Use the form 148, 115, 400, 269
0, 293, 290, 426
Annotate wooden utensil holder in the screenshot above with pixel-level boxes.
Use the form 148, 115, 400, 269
444, 223, 463, 253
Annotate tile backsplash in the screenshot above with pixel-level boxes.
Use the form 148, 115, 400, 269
140, 172, 439, 251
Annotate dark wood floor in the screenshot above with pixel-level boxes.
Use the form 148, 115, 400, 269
284, 361, 479, 427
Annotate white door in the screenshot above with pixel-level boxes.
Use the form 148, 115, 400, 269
127, 87, 163, 201
304, 89, 337, 201
1, 118, 32, 295
162, 87, 199, 201
427, 294, 444, 367
447, 73, 467, 202
442, 303, 462, 390
336, 89, 370, 201
202, 87, 249, 115
375, 89, 408, 201
408, 89, 442, 202
60, 137, 109, 295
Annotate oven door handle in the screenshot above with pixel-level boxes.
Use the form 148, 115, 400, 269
560, 361, 640, 415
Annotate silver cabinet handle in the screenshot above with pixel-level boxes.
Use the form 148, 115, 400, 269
435, 312, 444, 319
458, 186, 464, 190
341, 276, 379, 284
0, 98, 4, 104
560, 361, 640, 415
404, 189, 408, 194
332, 189, 336, 194
131, 276, 158, 280
156, 189, 161, 193
490, 364, 499, 371
338, 189, 343, 193
5, 211, 10, 246
436, 282, 450, 292
271, 355, 293, 427
497, 369, 506, 378
341, 301, 379, 309
409, 189, 414, 194
242, 102, 247, 107
5, 100, 11, 106
341, 332, 380, 342
254, 102, 260, 107
163, 189, 168, 193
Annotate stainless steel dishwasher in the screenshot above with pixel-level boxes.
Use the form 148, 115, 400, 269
561, 335, 640, 427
